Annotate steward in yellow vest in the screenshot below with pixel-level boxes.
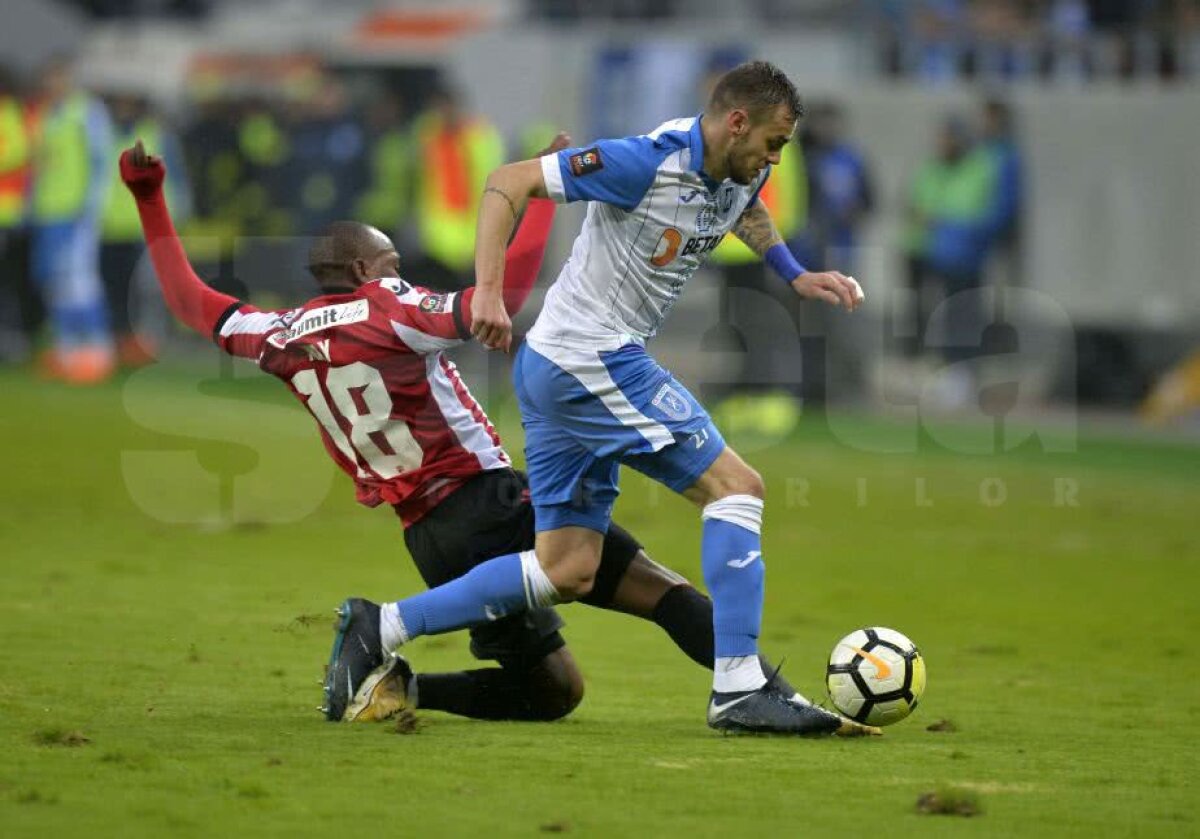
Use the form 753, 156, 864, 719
0, 93, 30, 230
28, 58, 116, 383
409, 90, 503, 280
0, 82, 40, 362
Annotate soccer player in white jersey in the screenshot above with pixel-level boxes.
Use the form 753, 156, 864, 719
469, 61, 866, 734
320, 62, 871, 736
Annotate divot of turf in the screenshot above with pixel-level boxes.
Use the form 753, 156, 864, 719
32, 727, 91, 747
391, 710, 421, 734
916, 786, 983, 817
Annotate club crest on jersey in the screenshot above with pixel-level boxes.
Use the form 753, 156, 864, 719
652, 383, 693, 421
569, 147, 603, 176
419, 293, 448, 313
267, 299, 369, 348
718, 185, 736, 214
696, 202, 718, 233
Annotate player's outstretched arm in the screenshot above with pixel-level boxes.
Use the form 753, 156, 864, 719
732, 199, 864, 311
118, 140, 244, 337
471, 132, 569, 351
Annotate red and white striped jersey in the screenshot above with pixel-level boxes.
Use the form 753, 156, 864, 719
212, 278, 509, 526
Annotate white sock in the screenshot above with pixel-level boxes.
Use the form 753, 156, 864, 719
520, 550, 560, 608
407, 674, 420, 709
379, 602, 409, 651
713, 655, 767, 693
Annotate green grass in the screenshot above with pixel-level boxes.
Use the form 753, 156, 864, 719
1, 363, 1198, 837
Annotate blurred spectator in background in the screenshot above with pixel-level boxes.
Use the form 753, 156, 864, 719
29, 56, 115, 384
0, 66, 41, 363
792, 101, 875, 275
1045, 0, 1092, 81
977, 96, 1022, 286
236, 99, 291, 237
285, 78, 365, 237
100, 93, 190, 367
406, 84, 503, 291
903, 115, 996, 379
354, 92, 409, 240
912, 0, 970, 83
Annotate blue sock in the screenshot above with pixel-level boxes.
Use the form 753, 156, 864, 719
380, 550, 558, 649
701, 495, 765, 662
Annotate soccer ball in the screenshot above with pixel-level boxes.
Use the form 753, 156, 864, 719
826, 627, 926, 726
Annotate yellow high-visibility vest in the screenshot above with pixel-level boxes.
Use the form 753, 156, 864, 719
711, 141, 805, 265
412, 113, 503, 272
0, 96, 30, 227
355, 128, 410, 232
32, 93, 97, 223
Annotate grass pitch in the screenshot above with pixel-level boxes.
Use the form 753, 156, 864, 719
0, 362, 1197, 837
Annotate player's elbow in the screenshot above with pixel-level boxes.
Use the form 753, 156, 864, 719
487, 159, 547, 200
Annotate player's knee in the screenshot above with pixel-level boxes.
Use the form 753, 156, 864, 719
528, 654, 585, 720
712, 464, 764, 501
542, 549, 600, 601
549, 567, 595, 601
737, 466, 766, 500
533, 674, 583, 721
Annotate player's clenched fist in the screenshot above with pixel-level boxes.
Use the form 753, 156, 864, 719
119, 139, 166, 199
790, 270, 865, 312
470, 290, 512, 352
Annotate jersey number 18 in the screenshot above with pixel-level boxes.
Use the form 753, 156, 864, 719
292, 363, 423, 480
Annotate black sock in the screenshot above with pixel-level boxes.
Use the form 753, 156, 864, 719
651, 585, 797, 695
414, 668, 574, 721
415, 669, 533, 720
651, 584, 716, 669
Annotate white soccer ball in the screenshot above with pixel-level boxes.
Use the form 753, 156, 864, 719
826, 627, 926, 726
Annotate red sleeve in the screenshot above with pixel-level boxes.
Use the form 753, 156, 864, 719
369, 280, 467, 352
212, 305, 297, 360
133, 186, 272, 356
459, 197, 556, 330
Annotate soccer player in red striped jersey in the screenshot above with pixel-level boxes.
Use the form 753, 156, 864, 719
120, 138, 809, 725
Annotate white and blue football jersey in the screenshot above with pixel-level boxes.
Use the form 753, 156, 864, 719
527, 116, 769, 352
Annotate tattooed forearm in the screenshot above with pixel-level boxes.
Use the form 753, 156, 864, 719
730, 199, 784, 257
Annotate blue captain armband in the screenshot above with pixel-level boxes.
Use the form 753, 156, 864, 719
765, 243, 807, 285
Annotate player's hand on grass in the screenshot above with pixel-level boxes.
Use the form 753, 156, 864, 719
790, 270, 864, 312
535, 131, 572, 158
470, 290, 512, 352
119, 139, 166, 199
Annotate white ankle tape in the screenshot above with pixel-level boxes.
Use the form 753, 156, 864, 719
520, 550, 560, 608
701, 494, 764, 535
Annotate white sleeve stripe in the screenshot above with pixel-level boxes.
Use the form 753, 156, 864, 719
392, 320, 461, 353
219, 309, 286, 338
540, 154, 566, 204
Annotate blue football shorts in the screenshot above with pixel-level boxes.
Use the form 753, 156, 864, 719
514, 340, 726, 533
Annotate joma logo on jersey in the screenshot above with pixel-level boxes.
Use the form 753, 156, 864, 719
268, 299, 369, 347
